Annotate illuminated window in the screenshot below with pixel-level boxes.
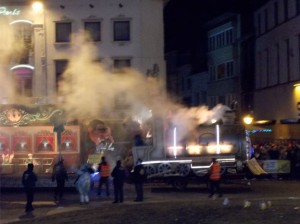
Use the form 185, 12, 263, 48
55, 22, 71, 43
113, 21, 130, 41
84, 21, 101, 42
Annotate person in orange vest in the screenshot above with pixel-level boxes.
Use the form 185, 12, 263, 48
97, 156, 111, 197
208, 158, 222, 198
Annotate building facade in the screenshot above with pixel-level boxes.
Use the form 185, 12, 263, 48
254, 0, 300, 141
0, 0, 166, 173
206, 13, 242, 114
0, 0, 166, 104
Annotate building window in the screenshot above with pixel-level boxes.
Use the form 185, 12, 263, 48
55, 60, 68, 91
285, 39, 290, 81
84, 21, 101, 42
275, 43, 280, 84
201, 91, 207, 104
284, 0, 288, 21
217, 64, 226, 79
258, 52, 262, 88
265, 49, 269, 85
296, 0, 300, 15
209, 96, 217, 107
10, 21, 33, 64
226, 61, 234, 77
187, 78, 191, 89
264, 9, 268, 31
226, 29, 233, 45
11, 67, 33, 97
113, 58, 131, 73
257, 14, 261, 35
216, 61, 234, 80
274, 2, 278, 26
113, 21, 130, 41
55, 22, 71, 43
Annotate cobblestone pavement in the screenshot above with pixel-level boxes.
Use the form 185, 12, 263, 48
1, 179, 300, 224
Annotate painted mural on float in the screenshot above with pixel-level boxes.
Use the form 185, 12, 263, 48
0, 105, 81, 175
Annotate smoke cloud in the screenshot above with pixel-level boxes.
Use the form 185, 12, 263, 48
0, 22, 17, 103
59, 32, 230, 141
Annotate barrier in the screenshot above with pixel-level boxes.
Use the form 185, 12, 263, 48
247, 158, 267, 175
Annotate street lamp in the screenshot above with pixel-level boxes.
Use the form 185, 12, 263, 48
243, 115, 253, 125
32, 1, 43, 12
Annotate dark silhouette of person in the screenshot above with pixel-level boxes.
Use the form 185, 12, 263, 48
21, 163, 37, 218
132, 158, 146, 202
111, 160, 126, 203
52, 158, 68, 204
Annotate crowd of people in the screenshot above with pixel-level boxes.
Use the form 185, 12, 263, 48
250, 142, 300, 179
20, 156, 147, 219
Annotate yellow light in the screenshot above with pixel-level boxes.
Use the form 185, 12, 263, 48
293, 83, 300, 87
243, 115, 253, 125
211, 119, 217, 124
186, 145, 202, 155
32, 1, 43, 12
207, 144, 233, 154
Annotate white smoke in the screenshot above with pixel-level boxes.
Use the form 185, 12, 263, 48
59, 32, 230, 142
0, 22, 18, 103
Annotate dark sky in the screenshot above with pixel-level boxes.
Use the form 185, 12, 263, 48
163, 0, 269, 72
164, 0, 268, 51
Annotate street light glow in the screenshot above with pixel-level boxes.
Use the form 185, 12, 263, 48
243, 115, 253, 125
32, 1, 43, 12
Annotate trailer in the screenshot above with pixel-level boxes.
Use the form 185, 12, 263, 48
132, 112, 250, 189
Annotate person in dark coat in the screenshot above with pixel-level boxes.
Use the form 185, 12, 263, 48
21, 163, 37, 218
52, 158, 68, 204
132, 158, 146, 202
111, 160, 126, 203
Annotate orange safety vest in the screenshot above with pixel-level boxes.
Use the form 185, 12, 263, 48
209, 163, 221, 181
100, 163, 110, 177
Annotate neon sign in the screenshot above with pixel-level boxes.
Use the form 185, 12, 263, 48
0, 7, 21, 16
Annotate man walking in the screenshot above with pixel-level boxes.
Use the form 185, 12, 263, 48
21, 163, 37, 218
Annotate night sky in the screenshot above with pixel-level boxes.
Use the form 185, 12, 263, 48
164, 0, 269, 72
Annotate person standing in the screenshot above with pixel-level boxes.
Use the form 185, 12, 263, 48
132, 158, 146, 202
111, 160, 126, 203
208, 158, 222, 198
21, 163, 37, 218
98, 156, 111, 197
52, 158, 68, 204
75, 164, 92, 204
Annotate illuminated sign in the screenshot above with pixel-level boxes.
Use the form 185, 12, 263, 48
0, 7, 21, 16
